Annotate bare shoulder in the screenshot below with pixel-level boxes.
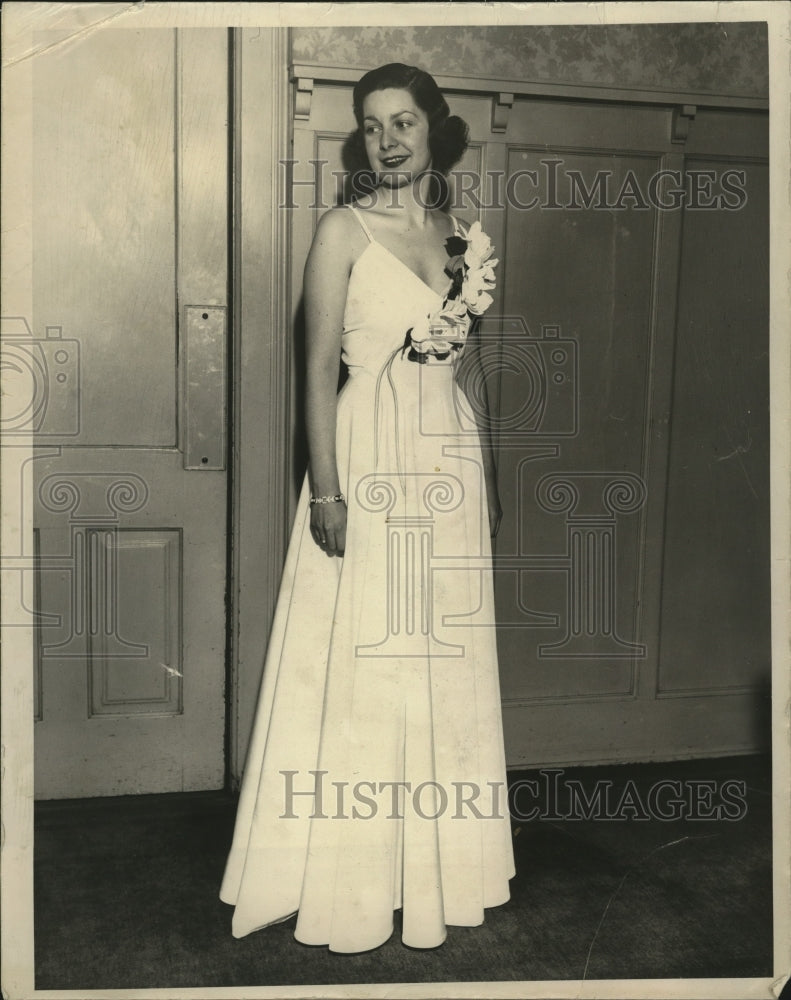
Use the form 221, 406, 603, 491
311, 205, 361, 250
305, 207, 364, 287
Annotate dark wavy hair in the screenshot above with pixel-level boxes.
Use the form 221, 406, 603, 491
341, 63, 469, 203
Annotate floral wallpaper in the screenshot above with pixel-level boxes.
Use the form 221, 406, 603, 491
291, 22, 768, 100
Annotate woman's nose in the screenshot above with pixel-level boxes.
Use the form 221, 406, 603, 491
379, 129, 396, 150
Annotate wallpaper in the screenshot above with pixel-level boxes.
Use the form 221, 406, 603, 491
291, 22, 768, 100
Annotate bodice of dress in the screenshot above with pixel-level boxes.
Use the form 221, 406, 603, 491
341, 206, 460, 377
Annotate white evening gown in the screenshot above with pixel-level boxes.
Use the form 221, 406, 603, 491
220, 205, 515, 952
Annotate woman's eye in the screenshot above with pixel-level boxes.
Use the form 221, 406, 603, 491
396, 120, 412, 129
364, 125, 380, 135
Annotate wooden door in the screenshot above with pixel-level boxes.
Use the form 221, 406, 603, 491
25, 27, 229, 798
489, 99, 769, 766
288, 78, 769, 767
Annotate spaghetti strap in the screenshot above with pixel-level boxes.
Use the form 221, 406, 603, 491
347, 204, 374, 243
449, 214, 467, 238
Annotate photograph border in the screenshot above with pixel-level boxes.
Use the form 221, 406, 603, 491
2, 2, 788, 998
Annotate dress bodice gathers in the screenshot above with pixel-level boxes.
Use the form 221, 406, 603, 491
341, 205, 457, 378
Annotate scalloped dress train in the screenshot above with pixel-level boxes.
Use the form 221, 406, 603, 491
219, 206, 515, 953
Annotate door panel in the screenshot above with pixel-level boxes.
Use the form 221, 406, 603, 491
30, 28, 229, 798
31, 27, 177, 447
496, 144, 659, 706
658, 154, 770, 695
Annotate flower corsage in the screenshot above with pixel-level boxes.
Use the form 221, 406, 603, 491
405, 220, 498, 364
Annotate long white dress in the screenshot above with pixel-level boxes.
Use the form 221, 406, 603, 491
220, 205, 515, 953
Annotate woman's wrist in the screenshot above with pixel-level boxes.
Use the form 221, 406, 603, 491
308, 462, 341, 499
310, 479, 341, 498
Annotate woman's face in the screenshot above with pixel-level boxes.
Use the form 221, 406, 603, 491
360, 88, 432, 186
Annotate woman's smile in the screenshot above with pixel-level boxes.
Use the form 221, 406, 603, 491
362, 87, 432, 182
380, 154, 410, 168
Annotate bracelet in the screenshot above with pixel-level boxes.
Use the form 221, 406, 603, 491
309, 493, 345, 505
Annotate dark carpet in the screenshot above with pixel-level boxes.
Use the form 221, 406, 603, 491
34, 754, 773, 989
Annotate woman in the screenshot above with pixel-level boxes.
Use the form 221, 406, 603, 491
220, 63, 515, 953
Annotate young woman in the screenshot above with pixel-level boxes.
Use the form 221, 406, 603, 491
220, 62, 514, 954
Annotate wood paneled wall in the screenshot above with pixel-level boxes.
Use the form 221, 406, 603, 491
280, 72, 769, 768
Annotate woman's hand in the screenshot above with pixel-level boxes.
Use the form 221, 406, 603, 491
310, 500, 347, 556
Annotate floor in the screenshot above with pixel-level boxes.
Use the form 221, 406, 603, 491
34, 754, 773, 990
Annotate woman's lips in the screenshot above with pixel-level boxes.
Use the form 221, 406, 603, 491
380, 155, 409, 168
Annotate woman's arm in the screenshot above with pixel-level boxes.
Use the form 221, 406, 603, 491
303, 209, 355, 555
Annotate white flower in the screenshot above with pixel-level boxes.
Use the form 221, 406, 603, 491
409, 313, 432, 344
460, 257, 497, 312
406, 224, 498, 358
481, 259, 499, 281
463, 220, 494, 269
461, 269, 487, 306
441, 297, 469, 319
457, 222, 498, 315
468, 290, 494, 316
